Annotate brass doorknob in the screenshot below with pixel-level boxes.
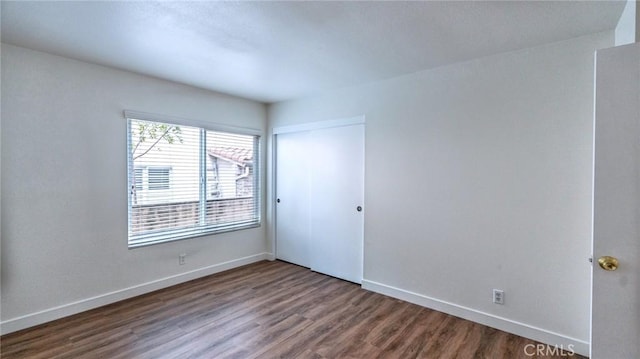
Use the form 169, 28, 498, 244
597, 256, 619, 271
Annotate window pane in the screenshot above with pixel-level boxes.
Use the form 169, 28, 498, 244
205, 130, 256, 226
127, 117, 260, 247
129, 119, 200, 240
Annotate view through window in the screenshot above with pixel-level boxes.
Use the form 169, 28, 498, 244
127, 117, 260, 247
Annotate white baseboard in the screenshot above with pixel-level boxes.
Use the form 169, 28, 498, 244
362, 279, 589, 357
1, 252, 272, 335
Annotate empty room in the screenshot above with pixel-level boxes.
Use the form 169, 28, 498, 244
1, 1, 638, 358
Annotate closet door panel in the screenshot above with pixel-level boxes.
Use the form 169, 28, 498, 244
275, 131, 311, 267
309, 124, 364, 283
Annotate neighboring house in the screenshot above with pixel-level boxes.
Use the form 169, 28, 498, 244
207, 147, 254, 199
130, 124, 254, 206
132, 165, 173, 205
133, 146, 253, 206
128, 131, 256, 236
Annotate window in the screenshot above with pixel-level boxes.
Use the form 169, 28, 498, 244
147, 167, 171, 190
134, 168, 143, 191
127, 114, 260, 248
133, 166, 172, 193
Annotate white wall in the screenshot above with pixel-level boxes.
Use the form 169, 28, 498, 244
615, 0, 638, 46
0, 44, 268, 333
268, 31, 613, 355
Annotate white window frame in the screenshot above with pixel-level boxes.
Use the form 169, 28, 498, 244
125, 111, 262, 248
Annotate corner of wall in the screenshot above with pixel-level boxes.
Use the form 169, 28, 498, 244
615, 0, 638, 46
362, 280, 590, 357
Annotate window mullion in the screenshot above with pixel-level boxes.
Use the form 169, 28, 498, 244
253, 136, 260, 222
199, 128, 207, 227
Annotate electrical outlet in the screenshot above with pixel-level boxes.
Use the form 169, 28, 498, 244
179, 253, 186, 265
493, 289, 504, 305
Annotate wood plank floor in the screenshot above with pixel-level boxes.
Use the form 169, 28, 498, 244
1, 260, 582, 358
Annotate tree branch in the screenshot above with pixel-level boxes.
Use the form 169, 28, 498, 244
133, 127, 172, 161
132, 138, 142, 155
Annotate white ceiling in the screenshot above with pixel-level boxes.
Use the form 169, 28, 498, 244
1, 1, 626, 103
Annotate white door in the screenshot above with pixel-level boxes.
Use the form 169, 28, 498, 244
591, 42, 640, 358
275, 131, 311, 267
309, 124, 365, 283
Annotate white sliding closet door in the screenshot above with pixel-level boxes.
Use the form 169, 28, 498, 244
309, 124, 364, 283
275, 120, 365, 283
275, 131, 311, 267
